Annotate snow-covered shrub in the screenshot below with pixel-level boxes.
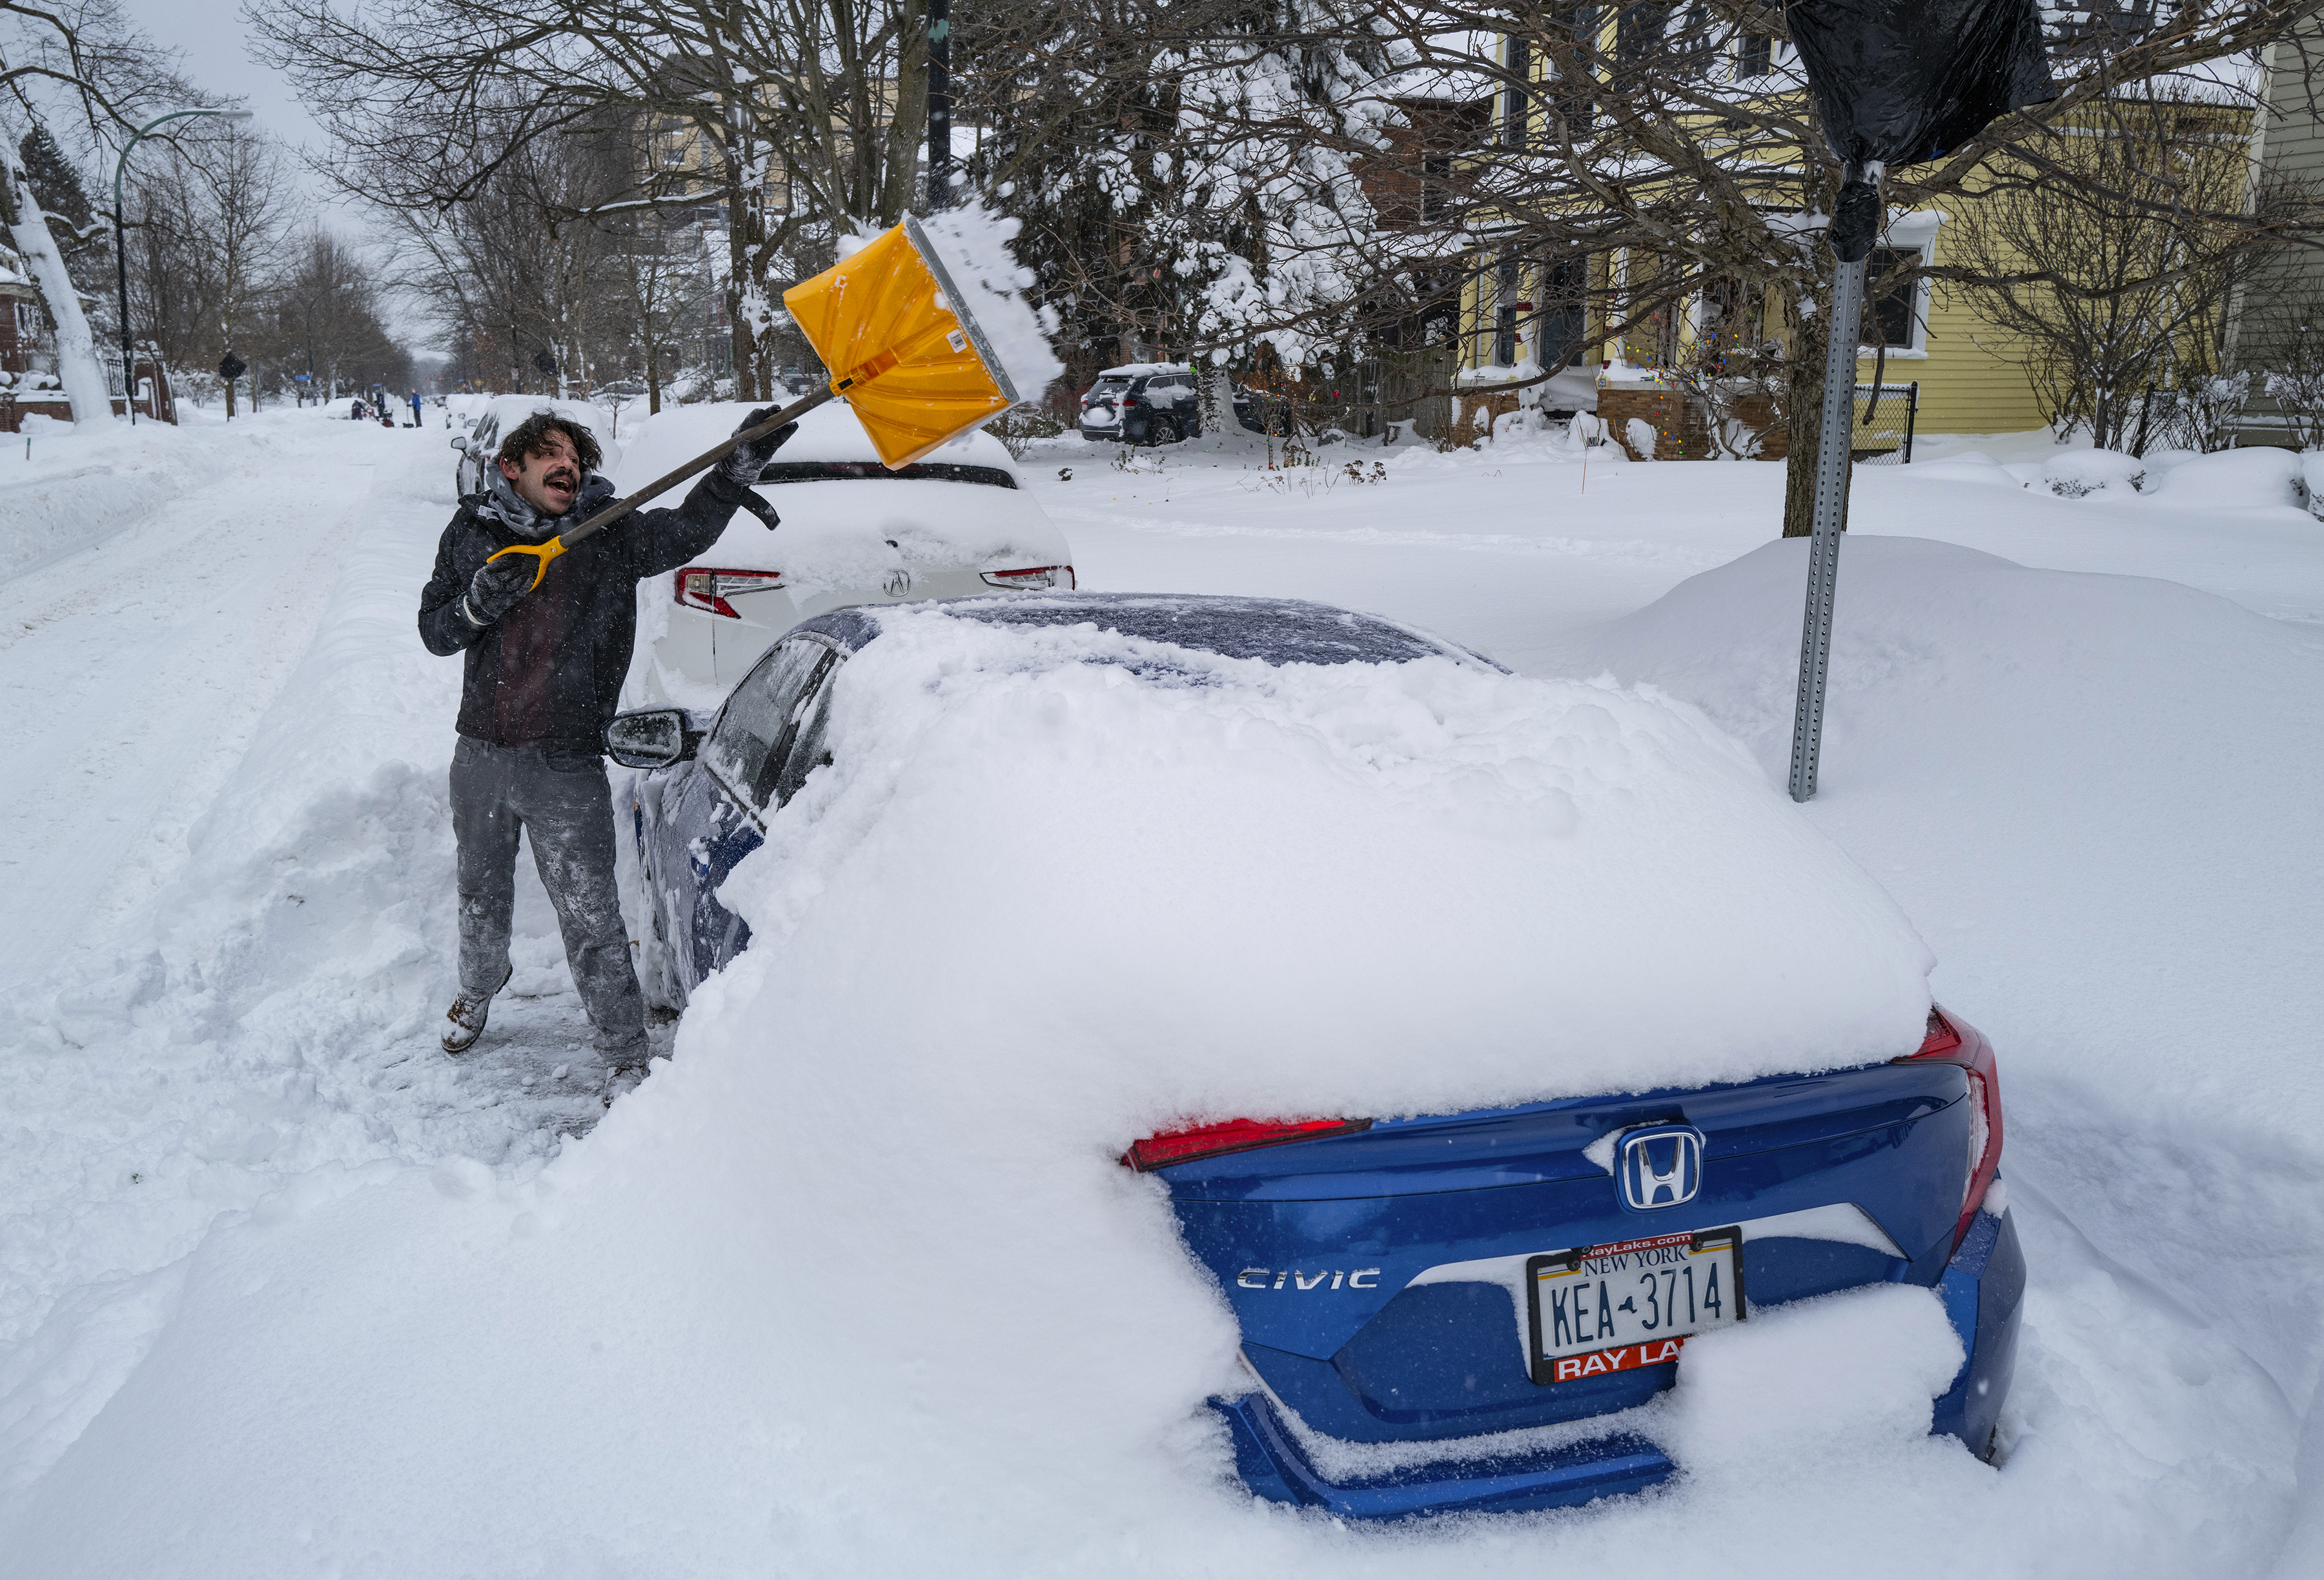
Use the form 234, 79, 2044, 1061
2145, 372, 2250, 454
2039, 449, 2145, 498
1626, 416, 1658, 460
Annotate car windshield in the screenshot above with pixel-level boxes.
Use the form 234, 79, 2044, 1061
749, 460, 1017, 489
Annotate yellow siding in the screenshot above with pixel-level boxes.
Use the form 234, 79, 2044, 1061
1859, 224, 2047, 436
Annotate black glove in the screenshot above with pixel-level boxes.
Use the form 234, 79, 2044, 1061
465, 552, 540, 625
719, 406, 797, 485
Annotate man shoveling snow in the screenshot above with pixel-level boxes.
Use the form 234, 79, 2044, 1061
416, 407, 794, 1070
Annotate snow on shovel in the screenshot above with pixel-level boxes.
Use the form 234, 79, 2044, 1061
485, 212, 1050, 590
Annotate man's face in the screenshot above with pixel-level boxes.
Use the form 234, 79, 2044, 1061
499, 431, 582, 517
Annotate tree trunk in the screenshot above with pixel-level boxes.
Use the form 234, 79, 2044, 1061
1780, 276, 1826, 538
4, 152, 117, 426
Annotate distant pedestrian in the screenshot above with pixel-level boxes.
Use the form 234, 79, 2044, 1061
411, 390, 424, 426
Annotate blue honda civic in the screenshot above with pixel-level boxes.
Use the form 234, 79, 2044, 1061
606, 591, 2023, 1522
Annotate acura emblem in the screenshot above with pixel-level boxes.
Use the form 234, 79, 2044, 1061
883, 567, 913, 598
1616, 1125, 1705, 1211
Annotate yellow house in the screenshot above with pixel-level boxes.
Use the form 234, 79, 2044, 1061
1443, 30, 2140, 449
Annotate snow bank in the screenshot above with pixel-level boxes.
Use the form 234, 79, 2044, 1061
2141, 445, 2304, 509
1564, 534, 2324, 1574
0, 416, 259, 580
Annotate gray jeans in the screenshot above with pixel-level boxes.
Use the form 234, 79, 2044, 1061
450, 736, 647, 1061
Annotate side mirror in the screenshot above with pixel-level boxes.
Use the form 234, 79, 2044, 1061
606, 709, 699, 769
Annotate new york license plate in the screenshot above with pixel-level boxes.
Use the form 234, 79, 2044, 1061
1525, 1226, 1745, 1385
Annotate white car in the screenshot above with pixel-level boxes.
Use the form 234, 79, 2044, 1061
447, 395, 624, 499
616, 401, 1074, 709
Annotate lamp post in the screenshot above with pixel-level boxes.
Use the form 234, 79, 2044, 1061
113, 107, 253, 425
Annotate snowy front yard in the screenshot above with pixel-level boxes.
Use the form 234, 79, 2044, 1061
1, 410, 2316, 1575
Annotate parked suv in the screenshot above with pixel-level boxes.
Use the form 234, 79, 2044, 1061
1079, 364, 1206, 445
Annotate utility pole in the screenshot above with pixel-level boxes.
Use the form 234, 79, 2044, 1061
112, 107, 253, 424
927, 0, 951, 211
509, 323, 523, 394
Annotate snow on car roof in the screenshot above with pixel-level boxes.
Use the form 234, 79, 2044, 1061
610, 402, 1062, 589
617, 399, 1019, 480
725, 602, 1933, 1119
1094, 362, 1189, 378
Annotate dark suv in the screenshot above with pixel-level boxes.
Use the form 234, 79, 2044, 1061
1078, 365, 1205, 445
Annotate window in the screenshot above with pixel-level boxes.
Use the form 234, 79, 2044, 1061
704, 637, 838, 813
1738, 33, 1771, 78
1618, 2, 1669, 63
1421, 154, 1454, 222
1540, 257, 1590, 368
1494, 252, 1524, 367
1502, 35, 1530, 150
771, 666, 844, 809
1553, 6, 1598, 132
1864, 247, 1922, 350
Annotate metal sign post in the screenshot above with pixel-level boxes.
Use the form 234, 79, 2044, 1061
1785, 238, 1869, 804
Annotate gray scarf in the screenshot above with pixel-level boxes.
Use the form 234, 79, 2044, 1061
482, 467, 618, 540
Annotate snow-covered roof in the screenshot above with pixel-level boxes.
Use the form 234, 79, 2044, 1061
1094, 362, 1191, 378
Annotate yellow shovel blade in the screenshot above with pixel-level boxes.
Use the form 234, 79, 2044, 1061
784, 218, 1021, 469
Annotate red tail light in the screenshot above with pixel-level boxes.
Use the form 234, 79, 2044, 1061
675, 567, 786, 618
980, 565, 1075, 591
1898, 1008, 2003, 1251
1124, 1116, 1371, 1172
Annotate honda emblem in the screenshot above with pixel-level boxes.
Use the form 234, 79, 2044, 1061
1616, 1125, 1705, 1212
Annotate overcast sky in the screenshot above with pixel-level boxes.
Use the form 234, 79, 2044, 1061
116, 0, 431, 343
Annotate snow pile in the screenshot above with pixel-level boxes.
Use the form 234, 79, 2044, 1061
1564, 534, 2324, 1575
913, 201, 1066, 403
0, 416, 262, 580
2140, 445, 2305, 509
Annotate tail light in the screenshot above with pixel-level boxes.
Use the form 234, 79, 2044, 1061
1897, 1008, 2003, 1252
675, 567, 786, 618
1125, 1116, 1371, 1172
981, 565, 1075, 591
1123, 394, 1143, 407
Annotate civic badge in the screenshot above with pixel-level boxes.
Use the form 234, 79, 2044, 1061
1616, 1125, 1706, 1212
884, 567, 913, 598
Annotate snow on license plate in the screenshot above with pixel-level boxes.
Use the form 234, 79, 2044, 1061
1525, 1226, 1744, 1385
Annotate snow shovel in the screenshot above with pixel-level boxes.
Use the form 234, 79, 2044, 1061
486, 215, 1023, 590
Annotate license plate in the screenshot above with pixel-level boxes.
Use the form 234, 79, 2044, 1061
1525, 1226, 1745, 1385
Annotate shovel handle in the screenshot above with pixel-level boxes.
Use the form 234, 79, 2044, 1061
567, 387, 836, 550
483, 386, 838, 590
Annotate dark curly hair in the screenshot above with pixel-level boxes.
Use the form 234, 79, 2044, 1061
496, 411, 602, 474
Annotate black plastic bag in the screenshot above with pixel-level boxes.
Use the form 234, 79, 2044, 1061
1786, 0, 2055, 258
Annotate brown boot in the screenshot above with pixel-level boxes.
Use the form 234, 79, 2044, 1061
441, 964, 513, 1054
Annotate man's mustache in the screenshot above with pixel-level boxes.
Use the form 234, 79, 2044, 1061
544, 468, 578, 491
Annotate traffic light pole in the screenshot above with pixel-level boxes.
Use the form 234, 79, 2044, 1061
927, 0, 950, 210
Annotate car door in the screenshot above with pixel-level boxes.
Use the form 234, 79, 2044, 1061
657, 634, 843, 993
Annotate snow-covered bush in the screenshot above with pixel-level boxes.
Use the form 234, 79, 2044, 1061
2039, 449, 2145, 498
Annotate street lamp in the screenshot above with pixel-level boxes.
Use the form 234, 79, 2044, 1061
112, 107, 254, 425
